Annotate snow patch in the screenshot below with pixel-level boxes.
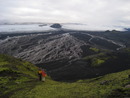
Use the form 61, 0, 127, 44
62, 23, 125, 31
0, 24, 55, 34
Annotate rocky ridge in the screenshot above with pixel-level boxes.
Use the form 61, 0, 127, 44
0, 33, 89, 64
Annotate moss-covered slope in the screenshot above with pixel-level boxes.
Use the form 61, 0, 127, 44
0, 54, 38, 97
11, 69, 130, 98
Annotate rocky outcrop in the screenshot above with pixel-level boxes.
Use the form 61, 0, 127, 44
50, 23, 62, 28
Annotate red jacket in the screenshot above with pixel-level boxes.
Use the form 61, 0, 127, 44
41, 70, 47, 77
38, 70, 47, 77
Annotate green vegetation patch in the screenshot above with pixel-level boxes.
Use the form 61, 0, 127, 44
83, 52, 108, 67
90, 47, 100, 52
91, 58, 105, 67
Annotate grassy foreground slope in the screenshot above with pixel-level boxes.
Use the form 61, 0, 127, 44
11, 69, 130, 98
0, 54, 38, 97
0, 54, 130, 98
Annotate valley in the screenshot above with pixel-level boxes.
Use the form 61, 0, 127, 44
0, 28, 130, 81
1, 26, 130, 97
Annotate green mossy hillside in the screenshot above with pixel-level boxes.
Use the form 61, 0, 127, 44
11, 69, 130, 98
0, 54, 38, 97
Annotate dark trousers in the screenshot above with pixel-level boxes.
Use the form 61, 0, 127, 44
38, 74, 42, 81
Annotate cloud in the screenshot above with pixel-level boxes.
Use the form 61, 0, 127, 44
0, 0, 130, 27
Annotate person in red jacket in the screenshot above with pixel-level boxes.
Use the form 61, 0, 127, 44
38, 68, 47, 82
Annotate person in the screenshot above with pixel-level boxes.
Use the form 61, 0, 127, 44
38, 68, 47, 82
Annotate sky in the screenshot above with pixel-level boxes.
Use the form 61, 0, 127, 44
0, 0, 130, 27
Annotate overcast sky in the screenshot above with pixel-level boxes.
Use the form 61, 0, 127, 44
0, 0, 130, 27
